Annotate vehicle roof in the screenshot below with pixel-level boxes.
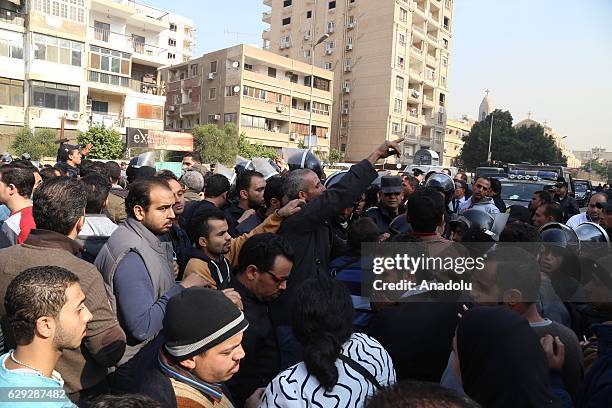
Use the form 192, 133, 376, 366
498, 177, 555, 185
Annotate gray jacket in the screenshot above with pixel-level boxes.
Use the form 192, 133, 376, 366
94, 217, 176, 364
458, 196, 501, 215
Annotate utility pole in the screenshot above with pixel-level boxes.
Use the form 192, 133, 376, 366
487, 112, 494, 165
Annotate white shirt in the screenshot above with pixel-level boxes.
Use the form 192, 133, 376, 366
566, 213, 589, 229
449, 196, 467, 213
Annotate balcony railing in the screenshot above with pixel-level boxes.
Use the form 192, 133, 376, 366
427, 33, 438, 42
94, 27, 110, 42
413, 25, 425, 35
89, 70, 165, 95
0, 8, 24, 27
89, 27, 166, 59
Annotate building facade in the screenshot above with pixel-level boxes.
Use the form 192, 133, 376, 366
160, 44, 334, 152
514, 118, 581, 168
573, 148, 612, 164
262, 0, 454, 163
444, 115, 472, 167
0, 0, 193, 152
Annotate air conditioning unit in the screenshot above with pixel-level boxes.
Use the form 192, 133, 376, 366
304, 32, 311, 40
66, 112, 80, 121
213, 114, 221, 120
344, 65, 352, 72
342, 108, 349, 114
347, 22, 356, 29
325, 48, 333, 55
207, 73, 215, 80
324, 132, 330, 139
276, 105, 285, 112
343, 86, 350, 93
290, 132, 297, 141
346, 43, 353, 51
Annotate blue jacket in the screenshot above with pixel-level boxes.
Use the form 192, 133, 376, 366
576, 324, 612, 407
330, 254, 373, 331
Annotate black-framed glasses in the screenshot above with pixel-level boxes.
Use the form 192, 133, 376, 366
265, 270, 288, 285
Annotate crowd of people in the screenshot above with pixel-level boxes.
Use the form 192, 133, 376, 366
0, 139, 611, 408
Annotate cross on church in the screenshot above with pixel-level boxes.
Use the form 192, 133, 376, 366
485, 89, 490, 95
527, 111, 532, 119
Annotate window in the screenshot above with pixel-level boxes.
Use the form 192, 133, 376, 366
225, 85, 239, 96
33, 34, 82, 66
394, 98, 402, 113
328, 1, 336, 9
91, 100, 108, 113
283, 0, 292, 6
244, 63, 253, 71
241, 114, 267, 130
191, 64, 198, 76
210, 61, 217, 73
396, 76, 404, 91
172, 94, 180, 105
305, 76, 331, 92
30, 80, 79, 111
93, 21, 110, 42
224, 113, 237, 124
168, 38, 176, 47
400, 7, 408, 23
282, 17, 291, 26
169, 23, 177, 32
312, 102, 330, 115
304, 49, 311, 58
0, 37, 23, 60
242, 85, 268, 100
442, 56, 448, 66
89, 45, 130, 75
397, 56, 405, 68
392, 122, 402, 135
0, 78, 24, 107
280, 35, 291, 48
443, 38, 449, 49
307, 10, 312, 18
323, 62, 332, 70
208, 88, 216, 100
168, 53, 175, 60
207, 114, 218, 123
33, 0, 84, 23
443, 17, 450, 30
398, 33, 406, 46
327, 21, 335, 33
268, 67, 277, 78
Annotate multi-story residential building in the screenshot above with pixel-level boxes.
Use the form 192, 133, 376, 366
573, 148, 612, 165
262, 0, 454, 164
514, 117, 581, 168
0, 0, 193, 152
160, 44, 334, 152
444, 115, 472, 167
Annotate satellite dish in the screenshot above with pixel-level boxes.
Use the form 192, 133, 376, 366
233, 85, 240, 93
231, 61, 240, 68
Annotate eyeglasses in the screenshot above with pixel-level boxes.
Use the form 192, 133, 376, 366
265, 270, 288, 285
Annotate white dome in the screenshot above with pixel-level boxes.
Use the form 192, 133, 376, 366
478, 93, 494, 121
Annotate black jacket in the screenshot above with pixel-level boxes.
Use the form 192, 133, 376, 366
236, 208, 267, 235
224, 202, 246, 237
492, 195, 507, 213
271, 159, 378, 326
179, 200, 216, 230
227, 278, 280, 407
556, 194, 580, 222
365, 204, 405, 234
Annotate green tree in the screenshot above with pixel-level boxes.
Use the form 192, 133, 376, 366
582, 159, 611, 179
192, 123, 240, 165
238, 134, 278, 160
327, 148, 343, 166
9, 127, 57, 160
458, 110, 566, 170
77, 125, 125, 159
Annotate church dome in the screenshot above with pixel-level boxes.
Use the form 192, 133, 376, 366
479, 92, 494, 121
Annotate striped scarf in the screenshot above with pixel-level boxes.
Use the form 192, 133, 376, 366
158, 349, 223, 403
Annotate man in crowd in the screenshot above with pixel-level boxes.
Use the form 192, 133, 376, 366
273, 139, 403, 368
57, 144, 82, 179
0, 266, 92, 407
449, 180, 468, 214
597, 198, 612, 230
413, 168, 425, 185
184, 199, 301, 289
458, 176, 500, 215
366, 176, 405, 235
181, 151, 209, 175
76, 173, 117, 263
566, 192, 608, 229
236, 176, 284, 235
105, 161, 128, 224
0, 165, 35, 245
225, 170, 266, 237
489, 177, 507, 213
180, 173, 230, 230
529, 190, 553, 219
228, 233, 294, 406
532, 202, 564, 228
554, 181, 580, 222
180, 169, 205, 203
138, 288, 249, 407
0, 177, 126, 405
95, 177, 210, 392
401, 174, 419, 205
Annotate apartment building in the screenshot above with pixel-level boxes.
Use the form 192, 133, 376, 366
514, 117, 581, 168
0, 0, 193, 152
263, 0, 454, 164
160, 44, 334, 152
444, 116, 472, 167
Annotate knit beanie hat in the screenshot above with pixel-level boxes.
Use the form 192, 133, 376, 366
163, 287, 249, 361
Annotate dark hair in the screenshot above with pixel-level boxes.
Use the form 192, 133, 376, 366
541, 202, 563, 222
489, 178, 502, 195
183, 151, 202, 163
499, 222, 540, 243
292, 276, 354, 391
347, 217, 379, 252
407, 187, 445, 233
264, 176, 284, 207
474, 176, 491, 186
7, 159, 39, 174
534, 190, 552, 205
156, 169, 179, 182
80, 173, 111, 214
455, 172, 468, 182
236, 170, 264, 195
105, 161, 122, 183
125, 178, 171, 219
366, 380, 482, 408
39, 167, 60, 181
90, 393, 163, 408
0, 166, 35, 198
82, 161, 110, 180
487, 246, 541, 303
54, 163, 68, 177
5, 266, 79, 345
204, 174, 231, 198
364, 185, 381, 210
33, 177, 86, 235
236, 233, 294, 275
402, 174, 419, 191
188, 208, 227, 247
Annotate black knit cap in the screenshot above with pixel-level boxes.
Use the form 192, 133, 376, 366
163, 287, 248, 361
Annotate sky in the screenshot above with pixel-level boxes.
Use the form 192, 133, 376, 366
145, 0, 612, 151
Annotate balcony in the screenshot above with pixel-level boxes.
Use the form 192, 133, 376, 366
423, 94, 435, 107
427, 32, 439, 44
89, 70, 164, 96
263, 0, 272, 6
0, 8, 24, 28
91, 112, 123, 128
124, 117, 164, 131
413, 25, 426, 38
411, 45, 424, 55
426, 53, 437, 65
263, 29, 271, 39
408, 88, 421, 101
180, 101, 201, 115
262, 12, 271, 23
